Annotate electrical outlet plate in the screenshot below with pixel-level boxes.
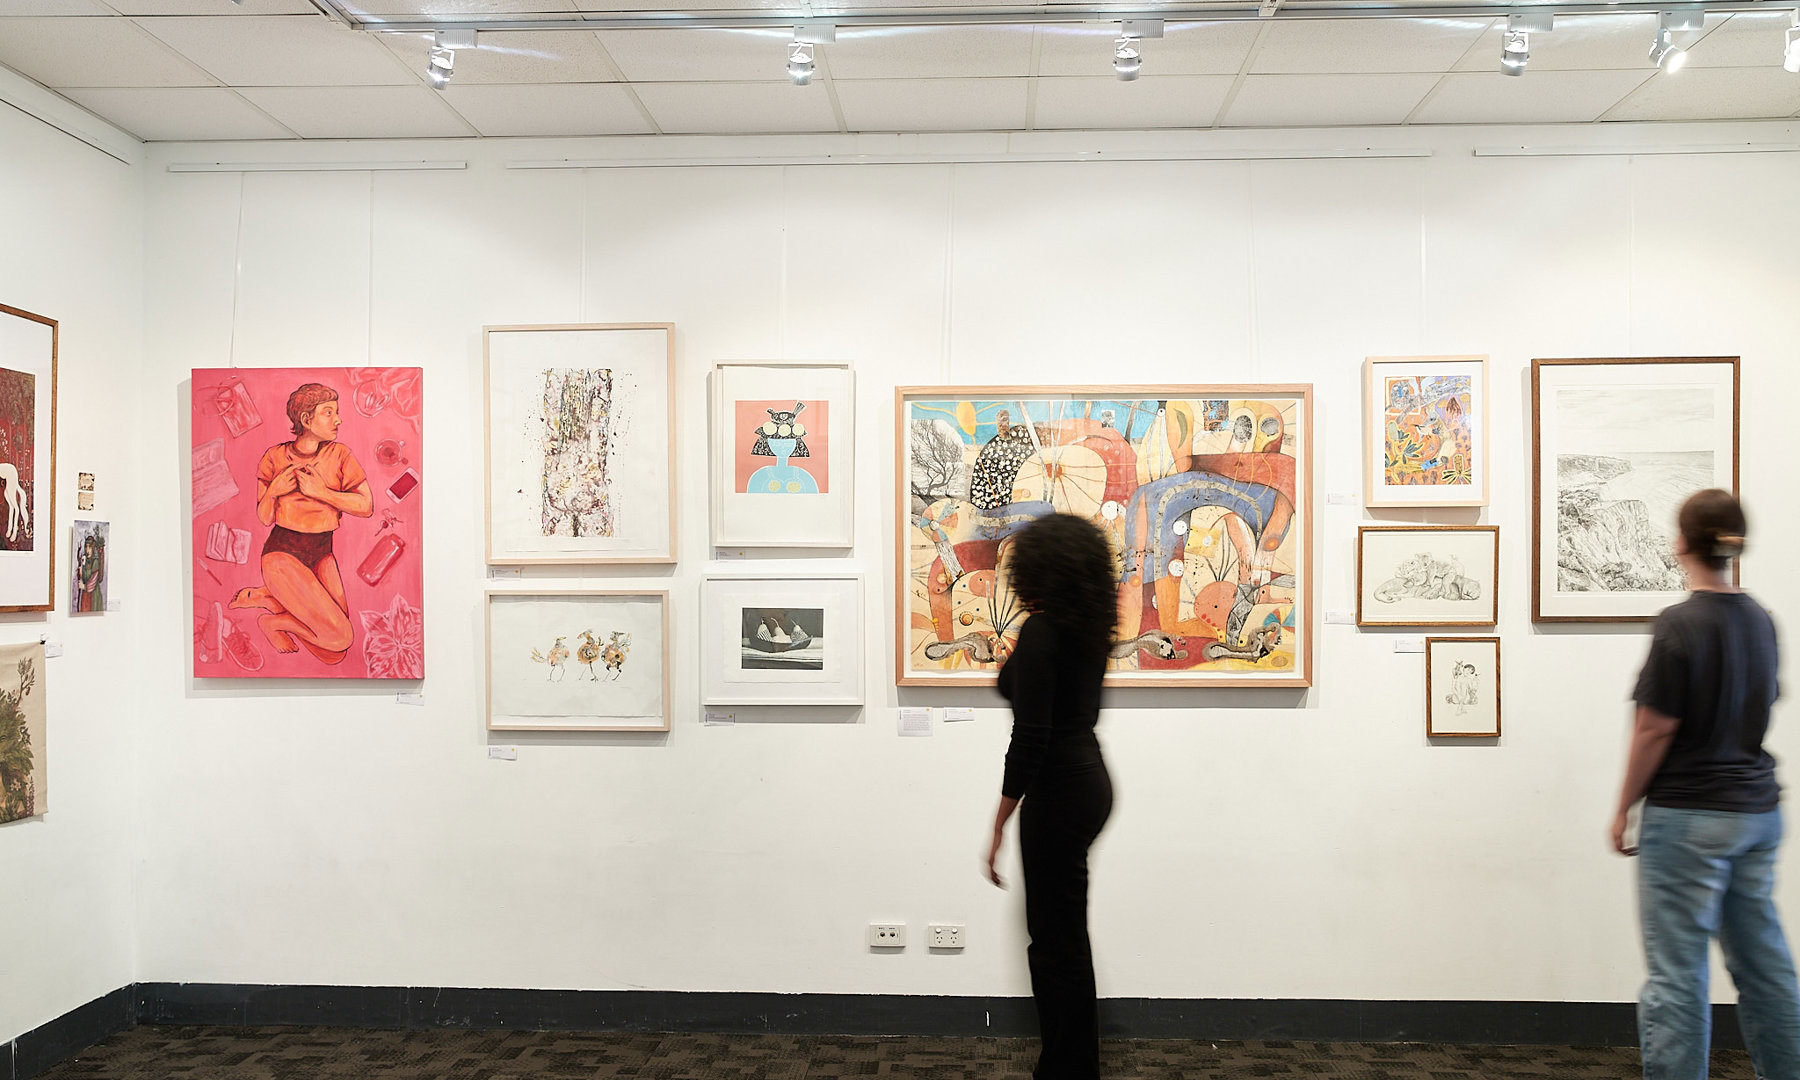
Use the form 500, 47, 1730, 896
868, 922, 905, 948
927, 923, 965, 950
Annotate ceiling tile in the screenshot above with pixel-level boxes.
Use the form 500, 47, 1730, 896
595, 27, 792, 82
238, 85, 475, 137
1683, 12, 1796, 68
1032, 75, 1236, 129
109, 0, 317, 13
1222, 73, 1442, 126
438, 82, 654, 135
60, 86, 295, 140
1036, 22, 1260, 78
1453, 14, 1710, 72
1252, 19, 1490, 74
1410, 69, 1654, 124
136, 15, 415, 86
342, 0, 576, 12
834, 77, 1027, 131
633, 81, 839, 133
825, 26, 1034, 80
1604, 65, 1800, 121
0, 17, 213, 86
572, 0, 795, 9
379, 29, 620, 83
0, 1, 118, 13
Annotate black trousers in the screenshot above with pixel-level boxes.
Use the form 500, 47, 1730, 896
1019, 736, 1114, 1080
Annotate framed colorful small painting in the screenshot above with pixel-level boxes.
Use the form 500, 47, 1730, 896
701, 575, 863, 706
485, 323, 676, 565
1426, 636, 1502, 738
1363, 356, 1488, 509
0, 304, 57, 613
191, 367, 424, 679
897, 385, 1313, 689
485, 589, 670, 732
711, 363, 854, 549
70, 519, 108, 615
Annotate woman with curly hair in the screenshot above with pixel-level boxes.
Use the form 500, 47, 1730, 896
985, 512, 1118, 1080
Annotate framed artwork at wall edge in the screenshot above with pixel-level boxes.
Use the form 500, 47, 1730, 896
0, 639, 45, 825
484, 323, 676, 565
1356, 525, 1498, 628
1425, 636, 1502, 738
897, 385, 1313, 689
70, 519, 108, 615
1532, 357, 1739, 623
1363, 355, 1488, 509
701, 575, 864, 707
485, 589, 671, 732
711, 362, 855, 549
191, 367, 424, 679
0, 304, 57, 614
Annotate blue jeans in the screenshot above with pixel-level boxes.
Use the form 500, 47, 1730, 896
1639, 804, 1800, 1080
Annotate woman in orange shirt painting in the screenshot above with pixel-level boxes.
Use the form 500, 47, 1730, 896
230, 383, 373, 665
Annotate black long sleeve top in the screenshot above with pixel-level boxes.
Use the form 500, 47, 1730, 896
996, 615, 1105, 799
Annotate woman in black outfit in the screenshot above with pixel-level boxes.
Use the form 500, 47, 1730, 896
985, 513, 1116, 1080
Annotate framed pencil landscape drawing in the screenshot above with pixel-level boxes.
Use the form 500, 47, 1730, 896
897, 385, 1313, 689
711, 363, 855, 549
1356, 525, 1498, 627
485, 589, 670, 732
1364, 355, 1488, 509
0, 304, 56, 613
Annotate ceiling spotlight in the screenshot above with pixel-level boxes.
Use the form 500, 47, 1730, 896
1785, 13, 1799, 74
426, 46, 454, 89
1501, 29, 1530, 75
1649, 13, 1691, 72
787, 39, 815, 84
1113, 36, 1141, 81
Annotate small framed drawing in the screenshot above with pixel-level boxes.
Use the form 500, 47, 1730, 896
1425, 636, 1501, 738
711, 363, 855, 549
1363, 356, 1488, 508
485, 589, 671, 732
1532, 357, 1738, 622
701, 575, 863, 706
484, 323, 676, 565
1356, 525, 1498, 627
0, 304, 57, 613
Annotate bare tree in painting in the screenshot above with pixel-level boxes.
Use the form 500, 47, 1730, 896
909, 419, 968, 511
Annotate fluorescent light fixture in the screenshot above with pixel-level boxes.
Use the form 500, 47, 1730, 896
1501, 29, 1530, 75
1113, 35, 1141, 81
426, 46, 454, 89
1786, 14, 1800, 74
787, 39, 815, 84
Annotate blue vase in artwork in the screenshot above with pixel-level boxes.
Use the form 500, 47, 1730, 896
746, 438, 819, 495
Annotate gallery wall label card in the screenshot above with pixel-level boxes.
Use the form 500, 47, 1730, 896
487, 745, 518, 761
487, 566, 522, 580
898, 707, 933, 737
943, 707, 976, 723
396, 691, 425, 706
1326, 492, 1358, 507
1324, 610, 1356, 625
1393, 636, 1426, 654
703, 710, 736, 726
41, 638, 62, 658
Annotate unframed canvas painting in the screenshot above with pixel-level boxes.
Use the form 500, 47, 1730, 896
70, 519, 108, 614
0, 640, 45, 824
191, 368, 424, 678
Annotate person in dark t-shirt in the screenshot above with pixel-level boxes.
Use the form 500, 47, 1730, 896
1612, 489, 1800, 1080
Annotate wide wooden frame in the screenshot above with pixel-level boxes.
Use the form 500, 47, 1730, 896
1363, 355, 1489, 509
0, 303, 57, 614
894, 384, 1314, 689
710, 361, 856, 550
1425, 636, 1502, 738
485, 588, 671, 732
1531, 357, 1740, 623
700, 573, 865, 707
1356, 525, 1499, 628
483, 323, 677, 566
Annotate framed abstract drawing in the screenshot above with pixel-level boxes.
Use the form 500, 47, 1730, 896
711, 363, 855, 549
1356, 525, 1498, 628
701, 575, 863, 707
897, 385, 1313, 689
1532, 357, 1738, 623
1363, 355, 1488, 508
484, 323, 676, 565
0, 640, 46, 825
1425, 636, 1501, 738
485, 589, 670, 732
0, 304, 57, 613
191, 367, 424, 679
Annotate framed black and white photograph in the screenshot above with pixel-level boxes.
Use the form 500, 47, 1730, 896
1356, 525, 1498, 627
1425, 636, 1502, 738
702, 575, 863, 707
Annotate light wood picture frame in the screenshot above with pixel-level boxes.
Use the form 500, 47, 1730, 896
896, 385, 1313, 689
1531, 357, 1739, 623
485, 589, 671, 732
483, 323, 676, 565
1425, 636, 1502, 738
0, 304, 56, 613
1363, 355, 1489, 509
1356, 525, 1499, 628
710, 362, 855, 549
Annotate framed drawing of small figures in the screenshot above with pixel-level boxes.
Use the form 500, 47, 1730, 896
701, 575, 863, 706
486, 589, 670, 732
0, 304, 56, 613
711, 363, 855, 549
1532, 357, 1738, 622
484, 324, 676, 565
1356, 525, 1498, 627
1426, 636, 1501, 738
1364, 356, 1488, 508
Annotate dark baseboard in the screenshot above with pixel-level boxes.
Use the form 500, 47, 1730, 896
10, 986, 134, 1080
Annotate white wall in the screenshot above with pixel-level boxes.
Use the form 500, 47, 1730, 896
130, 122, 1800, 1007
0, 104, 143, 1040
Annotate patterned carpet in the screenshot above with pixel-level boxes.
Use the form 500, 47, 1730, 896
33, 1026, 1758, 1079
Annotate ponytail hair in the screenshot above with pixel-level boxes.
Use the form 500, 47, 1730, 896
1677, 488, 1747, 571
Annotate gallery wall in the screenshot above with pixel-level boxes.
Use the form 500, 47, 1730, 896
0, 104, 144, 1041
129, 122, 1799, 1008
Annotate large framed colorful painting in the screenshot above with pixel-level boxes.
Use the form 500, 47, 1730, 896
1363, 355, 1488, 508
1532, 357, 1738, 623
897, 386, 1313, 689
0, 640, 45, 825
711, 363, 855, 549
0, 304, 57, 613
191, 367, 424, 679
485, 324, 676, 565
486, 589, 670, 732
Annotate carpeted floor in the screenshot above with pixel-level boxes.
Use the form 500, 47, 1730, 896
33, 1026, 1758, 1079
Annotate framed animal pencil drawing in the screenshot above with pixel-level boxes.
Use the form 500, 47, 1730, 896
0, 304, 57, 613
1425, 636, 1501, 738
486, 590, 671, 732
897, 386, 1313, 689
1356, 525, 1498, 627
1363, 356, 1488, 509
711, 363, 855, 549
